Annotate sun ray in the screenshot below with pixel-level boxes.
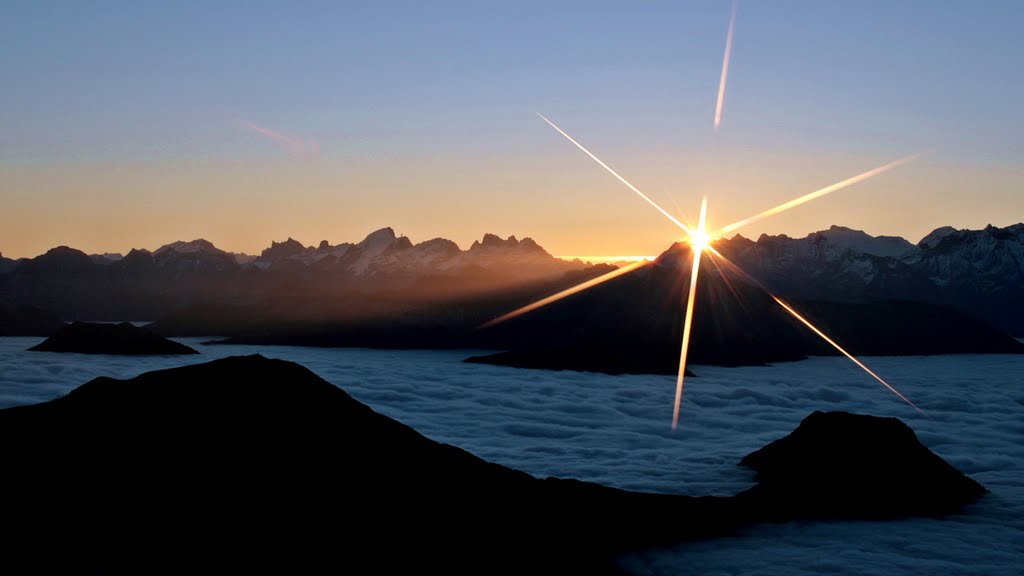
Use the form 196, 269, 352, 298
478, 259, 651, 329
537, 113, 693, 235
673, 197, 709, 429
708, 251, 926, 416
714, 0, 738, 131
769, 296, 928, 417
716, 153, 924, 236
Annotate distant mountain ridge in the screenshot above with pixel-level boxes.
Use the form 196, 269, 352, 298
1, 223, 1022, 338
0, 227, 587, 323
714, 223, 1024, 335
39, 227, 573, 280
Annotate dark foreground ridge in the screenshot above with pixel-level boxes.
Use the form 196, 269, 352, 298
27, 321, 198, 355
0, 356, 985, 574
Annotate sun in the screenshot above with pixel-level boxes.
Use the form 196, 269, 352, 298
481, 1, 927, 429
688, 228, 712, 253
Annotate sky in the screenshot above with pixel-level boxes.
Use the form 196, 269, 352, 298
2, 0, 1022, 259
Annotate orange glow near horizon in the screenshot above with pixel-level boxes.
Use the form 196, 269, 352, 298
521, 104, 928, 428
556, 255, 656, 264
478, 259, 651, 329
673, 196, 709, 429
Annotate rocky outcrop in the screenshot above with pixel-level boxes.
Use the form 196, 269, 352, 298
28, 321, 198, 354
738, 411, 987, 520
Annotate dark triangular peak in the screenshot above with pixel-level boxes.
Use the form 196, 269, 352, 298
28, 321, 198, 355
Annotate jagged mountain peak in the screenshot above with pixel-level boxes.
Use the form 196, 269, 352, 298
261, 238, 309, 260
357, 227, 397, 249
471, 233, 536, 251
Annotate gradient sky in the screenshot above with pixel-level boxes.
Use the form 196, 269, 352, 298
2, 1, 1022, 259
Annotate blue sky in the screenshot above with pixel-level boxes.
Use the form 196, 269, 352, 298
2, 1, 1022, 257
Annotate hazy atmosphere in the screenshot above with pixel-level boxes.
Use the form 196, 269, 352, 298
3, 1, 1022, 258
2, 2, 1021, 573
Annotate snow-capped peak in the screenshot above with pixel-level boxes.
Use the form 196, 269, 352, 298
918, 226, 957, 249
356, 227, 398, 251
816, 225, 916, 258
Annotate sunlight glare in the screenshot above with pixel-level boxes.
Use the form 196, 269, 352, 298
537, 113, 693, 235
716, 153, 924, 236
673, 197, 709, 430
478, 259, 651, 329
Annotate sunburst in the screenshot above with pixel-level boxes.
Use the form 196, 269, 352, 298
482, 1, 927, 429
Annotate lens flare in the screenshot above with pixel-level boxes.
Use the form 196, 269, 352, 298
716, 153, 924, 236
514, 14, 929, 428
689, 229, 712, 252
557, 255, 656, 264
714, 0, 738, 131
708, 252, 926, 416
770, 296, 928, 417
537, 113, 692, 235
478, 259, 651, 329
673, 197, 709, 429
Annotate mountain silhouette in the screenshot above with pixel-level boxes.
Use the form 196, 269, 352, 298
1, 225, 1022, 366
0, 356, 985, 573
28, 321, 199, 355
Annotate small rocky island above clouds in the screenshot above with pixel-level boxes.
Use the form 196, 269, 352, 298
28, 321, 198, 355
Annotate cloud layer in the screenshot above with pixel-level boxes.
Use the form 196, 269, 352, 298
0, 338, 1020, 574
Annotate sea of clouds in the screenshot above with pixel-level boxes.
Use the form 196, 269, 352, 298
1, 337, 1020, 574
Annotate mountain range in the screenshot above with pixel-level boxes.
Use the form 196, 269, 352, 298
0, 227, 584, 324
1, 224, 1022, 364
714, 223, 1024, 336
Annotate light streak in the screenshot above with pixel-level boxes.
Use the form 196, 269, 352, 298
537, 113, 692, 235
714, 0, 738, 131
673, 197, 709, 429
242, 120, 316, 157
708, 250, 926, 416
557, 255, 656, 264
770, 296, 928, 417
716, 153, 923, 236
478, 259, 651, 329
